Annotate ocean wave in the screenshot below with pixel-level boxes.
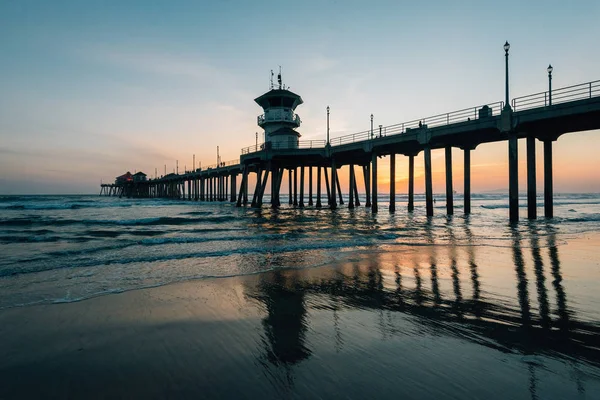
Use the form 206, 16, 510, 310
0, 237, 372, 278
0, 235, 62, 244
0, 202, 133, 210
0, 215, 239, 228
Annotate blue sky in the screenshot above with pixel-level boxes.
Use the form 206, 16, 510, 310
1, 0, 599, 193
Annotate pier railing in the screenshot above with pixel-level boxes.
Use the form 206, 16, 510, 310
329, 101, 504, 146
241, 139, 327, 154
512, 80, 600, 111
203, 159, 239, 170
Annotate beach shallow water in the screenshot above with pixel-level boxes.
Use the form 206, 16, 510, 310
1, 194, 600, 398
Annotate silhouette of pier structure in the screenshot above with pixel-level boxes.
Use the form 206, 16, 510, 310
101, 65, 600, 222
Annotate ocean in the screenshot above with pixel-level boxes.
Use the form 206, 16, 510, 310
1, 193, 600, 398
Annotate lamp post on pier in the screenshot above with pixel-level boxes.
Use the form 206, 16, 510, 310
547, 64, 553, 106
504, 41, 510, 109
326, 106, 330, 145
370, 114, 374, 139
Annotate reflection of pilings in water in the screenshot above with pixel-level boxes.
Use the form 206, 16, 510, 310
528, 363, 539, 400
529, 224, 551, 329
413, 262, 423, 306
331, 267, 344, 353
446, 217, 463, 315
511, 226, 532, 328
546, 226, 570, 332
424, 220, 441, 305
333, 305, 343, 353
394, 264, 404, 309
463, 217, 481, 315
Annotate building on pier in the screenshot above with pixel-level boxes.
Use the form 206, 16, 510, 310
133, 171, 147, 182
115, 172, 133, 184
255, 70, 303, 149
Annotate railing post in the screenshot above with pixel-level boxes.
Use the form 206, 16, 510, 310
591, 82, 593, 98
447, 113, 449, 124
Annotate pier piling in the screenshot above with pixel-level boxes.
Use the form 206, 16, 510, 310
544, 140, 554, 218
445, 147, 453, 215
408, 155, 415, 212
424, 147, 433, 217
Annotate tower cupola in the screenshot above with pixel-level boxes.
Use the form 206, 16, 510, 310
254, 69, 303, 149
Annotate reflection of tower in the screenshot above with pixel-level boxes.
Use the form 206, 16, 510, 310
254, 272, 311, 366
255, 69, 303, 149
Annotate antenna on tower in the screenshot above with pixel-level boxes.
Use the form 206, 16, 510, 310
270, 70, 274, 90
278, 66, 282, 90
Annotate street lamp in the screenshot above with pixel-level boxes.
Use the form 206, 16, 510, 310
326, 106, 330, 144
370, 114, 374, 139
547, 64, 553, 106
504, 41, 510, 109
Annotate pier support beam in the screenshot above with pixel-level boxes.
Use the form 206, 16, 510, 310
330, 161, 337, 210
251, 169, 262, 207
335, 170, 343, 205
243, 173, 248, 205
288, 169, 293, 205
299, 166, 305, 207
371, 152, 378, 213
348, 164, 355, 209
230, 174, 236, 202
424, 146, 433, 217
293, 168, 298, 206
364, 165, 371, 208
277, 168, 284, 207
324, 167, 331, 206
544, 140, 554, 218
271, 165, 278, 208
236, 168, 247, 207
527, 136, 537, 219
509, 133, 519, 222
308, 167, 313, 206
408, 155, 415, 212
389, 154, 396, 213
257, 167, 270, 207
316, 166, 322, 208
445, 146, 453, 215
353, 172, 360, 206
464, 149, 471, 214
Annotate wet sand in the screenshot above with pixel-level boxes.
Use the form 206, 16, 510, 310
1, 231, 600, 399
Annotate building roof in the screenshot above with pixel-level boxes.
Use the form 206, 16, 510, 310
116, 172, 133, 180
133, 171, 147, 176
254, 89, 303, 110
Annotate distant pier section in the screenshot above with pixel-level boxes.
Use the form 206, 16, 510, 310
101, 55, 600, 222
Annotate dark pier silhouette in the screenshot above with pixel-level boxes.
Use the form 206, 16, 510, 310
101, 56, 600, 222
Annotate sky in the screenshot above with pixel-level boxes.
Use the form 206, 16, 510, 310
1, 0, 599, 194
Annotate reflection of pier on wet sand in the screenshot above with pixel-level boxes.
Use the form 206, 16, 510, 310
243, 225, 600, 397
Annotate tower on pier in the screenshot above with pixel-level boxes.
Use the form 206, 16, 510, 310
254, 69, 303, 149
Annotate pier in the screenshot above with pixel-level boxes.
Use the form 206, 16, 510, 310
101, 70, 600, 222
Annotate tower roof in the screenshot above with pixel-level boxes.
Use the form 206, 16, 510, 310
254, 89, 303, 110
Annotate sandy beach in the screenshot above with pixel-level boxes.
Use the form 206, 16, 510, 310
2, 231, 600, 399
